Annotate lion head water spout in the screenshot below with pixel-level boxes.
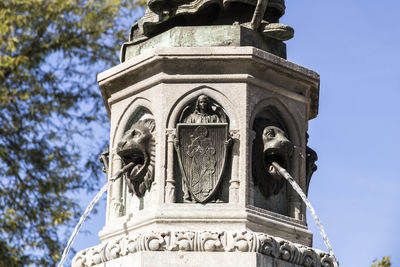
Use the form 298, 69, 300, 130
116, 118, 155, 197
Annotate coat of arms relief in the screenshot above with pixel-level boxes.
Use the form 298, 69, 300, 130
174, 95, 231, 203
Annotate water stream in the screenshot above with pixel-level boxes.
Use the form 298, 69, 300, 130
271, 161, 339, 267
57, 162, 134, 267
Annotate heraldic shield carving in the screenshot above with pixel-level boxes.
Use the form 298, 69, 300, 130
175, 124, 229, 203
174, 94, 230, 203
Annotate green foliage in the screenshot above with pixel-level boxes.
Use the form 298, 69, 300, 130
372, 257, 391, 267
0, 0, 142, 265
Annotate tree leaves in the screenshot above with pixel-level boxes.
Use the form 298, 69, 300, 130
0, 0, 142, 265
372, 257, 391, 267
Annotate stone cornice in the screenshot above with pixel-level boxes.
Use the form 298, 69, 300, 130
97, 47, 319, 119
73, 230, 334, 267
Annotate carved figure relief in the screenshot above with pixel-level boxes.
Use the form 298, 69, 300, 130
186, 126, 217, 197
184, 95, 222, 123
174, 95, 230, 203
180, 94, 227, 124
116, 118, 155, 197
253, 125, 293, 198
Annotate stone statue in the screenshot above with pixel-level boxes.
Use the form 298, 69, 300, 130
253, 125, 293, 198
184, 95, 221, 123
131, 0, 293, 42
116, 118, 156, 197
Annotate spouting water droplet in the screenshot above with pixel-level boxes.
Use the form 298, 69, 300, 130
271, 161, 339, 267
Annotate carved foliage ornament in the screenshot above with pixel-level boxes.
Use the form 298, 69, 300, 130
72, 230, 335, 267
116, 118, 156, 197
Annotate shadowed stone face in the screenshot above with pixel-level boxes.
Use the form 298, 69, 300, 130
116, 119, 155, 197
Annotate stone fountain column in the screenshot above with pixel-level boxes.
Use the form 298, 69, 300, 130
73, 1, 335, 266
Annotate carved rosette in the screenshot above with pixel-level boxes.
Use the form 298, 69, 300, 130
169, 231, 195, 251
73, 231, 335, 267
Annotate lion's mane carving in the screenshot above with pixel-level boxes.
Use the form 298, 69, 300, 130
253, 126, 293, 198
116, 118, 155, 197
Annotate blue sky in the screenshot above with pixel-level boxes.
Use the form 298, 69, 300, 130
72, 1, 400, 266
284, 1, 400, 265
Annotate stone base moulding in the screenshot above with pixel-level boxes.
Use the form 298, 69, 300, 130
72, 230, 335, 267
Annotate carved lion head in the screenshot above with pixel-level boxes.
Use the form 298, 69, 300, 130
116, 119, 155, 197
253, 125, 293, 198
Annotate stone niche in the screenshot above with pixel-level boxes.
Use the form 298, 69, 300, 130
72, 46, 332, 267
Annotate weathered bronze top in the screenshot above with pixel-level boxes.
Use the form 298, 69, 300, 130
130, 0, 293, 44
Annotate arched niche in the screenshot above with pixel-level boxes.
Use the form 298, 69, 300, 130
110, 97, 154, 217
250, 97, 303, 217
166, 86, 238, 129
250, 97, 301, 147
167, 87, 236, 203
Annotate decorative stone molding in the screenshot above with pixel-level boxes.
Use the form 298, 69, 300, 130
73, 231, 334, 267
229, 130, 240, 203
229, 129, 240, 203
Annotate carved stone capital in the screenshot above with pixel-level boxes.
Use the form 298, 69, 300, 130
166, 129, 176, 142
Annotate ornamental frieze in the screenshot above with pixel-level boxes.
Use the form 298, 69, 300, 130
73, 230, 335, 267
